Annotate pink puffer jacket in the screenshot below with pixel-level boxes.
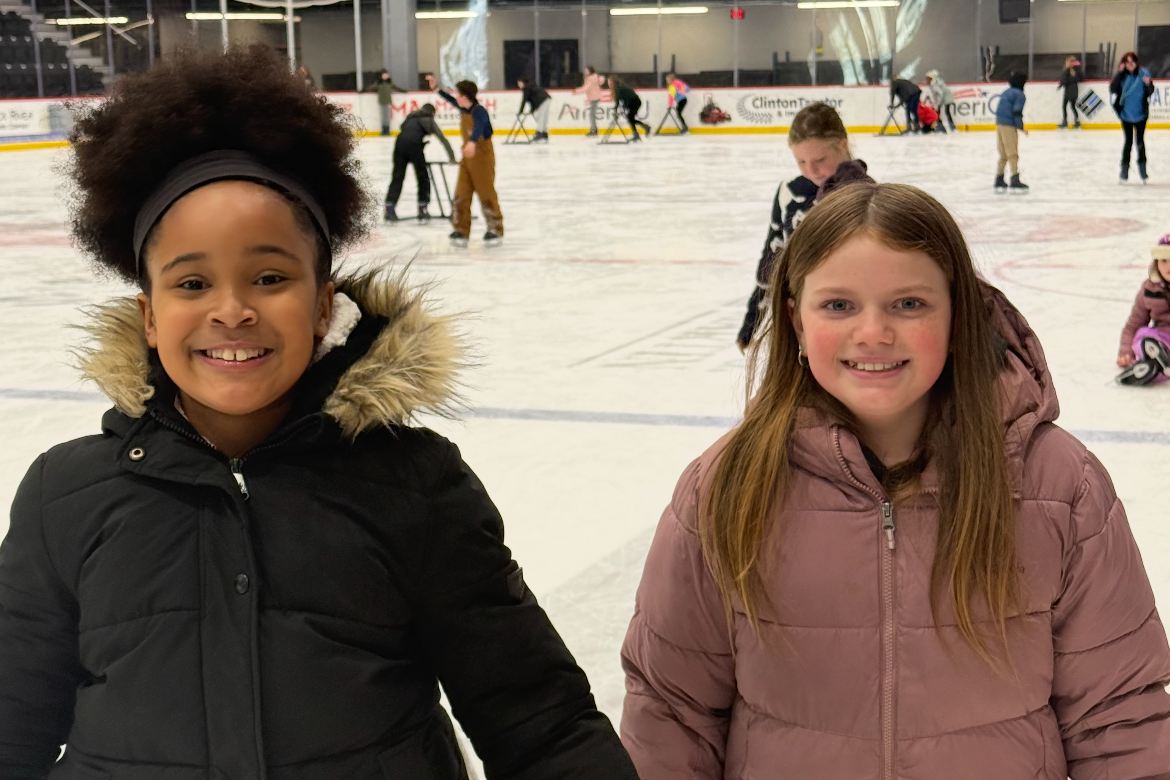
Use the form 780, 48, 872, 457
1120, 265, 1170, 354
622, 285, 1170, 780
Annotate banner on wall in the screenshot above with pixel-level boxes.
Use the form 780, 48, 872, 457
0, 101, 52, 138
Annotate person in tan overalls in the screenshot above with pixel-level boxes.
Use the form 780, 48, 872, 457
426, 74, 504, 247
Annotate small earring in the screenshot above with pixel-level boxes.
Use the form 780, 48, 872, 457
797, 344, 808, 367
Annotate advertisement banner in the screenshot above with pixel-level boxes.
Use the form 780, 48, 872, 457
0, 101, 52, 138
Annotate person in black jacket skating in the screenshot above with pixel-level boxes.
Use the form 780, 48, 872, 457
516, 77, 551, 142
889, 77, 921, 133
385, 103, 456, 222
1058, 56, 1083, 129
737, 103, 873, 350
0, 44, 639, 780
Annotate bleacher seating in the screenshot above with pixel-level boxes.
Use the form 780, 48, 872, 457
0, 10, 104, 98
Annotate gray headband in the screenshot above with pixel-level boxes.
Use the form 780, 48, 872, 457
132, 150, 331, 276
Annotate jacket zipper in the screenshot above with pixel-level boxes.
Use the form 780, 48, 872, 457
831, 428, 896, 780
229, 459, 250, 499
879, 500, 896, 780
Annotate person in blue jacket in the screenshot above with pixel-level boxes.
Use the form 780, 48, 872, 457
994, 71, 1029, 193
1110, 51, 1156, 183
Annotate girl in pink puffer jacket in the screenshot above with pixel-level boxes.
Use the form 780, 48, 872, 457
1116, 234, 1170, 385
622, 182, 1170, 780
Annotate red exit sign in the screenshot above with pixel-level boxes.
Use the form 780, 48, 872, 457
730, 7, 744, 19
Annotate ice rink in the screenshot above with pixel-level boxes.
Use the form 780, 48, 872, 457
2, 128, 1170, 726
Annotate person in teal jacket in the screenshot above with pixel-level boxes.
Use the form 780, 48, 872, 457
1110, 51, 1156, 183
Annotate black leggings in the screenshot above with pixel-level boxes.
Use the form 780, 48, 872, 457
902, 93, 920, 131
1122, 119, 1148, 166
942, 103, 956, 130
675, 97, 688, 132
1062, 96, 1080, 125
622, 98, 650, 138
386, 144, 429, 206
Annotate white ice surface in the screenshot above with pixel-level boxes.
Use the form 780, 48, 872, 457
2, 130, 1170, 730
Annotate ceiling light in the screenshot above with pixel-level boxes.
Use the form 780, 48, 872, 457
185, 11, 286, 20
609, 6, 708, 15
48, 16, 128, 24
415, 10, 479, 18
797, 1, 899, 8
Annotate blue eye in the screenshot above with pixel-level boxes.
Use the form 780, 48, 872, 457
896, 298, 925, 310
825, 300, 850, 312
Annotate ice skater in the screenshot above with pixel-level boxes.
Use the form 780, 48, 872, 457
516, 76, 551, 142
924, 69, 956, 131
609, 77, 652, 141
427, 73, 504, 246
574, 65, 607, 137
665, 72, 690, 134
1110, 51, 1155, 183
994, 71, 1029, 193
384, 103, 456, 222
623, 182, 1170, 780
889, 77, 921, 133
1116, 235, 1170, 385
1058, 56, 1083, 129
0, 44, 641, 780
367, 70, 407, 135
737, 102, 872, 350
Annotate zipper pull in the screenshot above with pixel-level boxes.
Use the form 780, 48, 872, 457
881, 502, 895, 550
229, 458, 250, 500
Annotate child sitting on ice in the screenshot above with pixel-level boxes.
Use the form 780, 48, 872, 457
1117, 234, 1170, 385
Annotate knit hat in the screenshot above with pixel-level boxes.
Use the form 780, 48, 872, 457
1153, 235, 1170, 261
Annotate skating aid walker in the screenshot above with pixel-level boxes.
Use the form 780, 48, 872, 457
504, 111, 536, 145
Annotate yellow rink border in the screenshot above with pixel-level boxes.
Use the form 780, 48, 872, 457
8, 122, 1170, 153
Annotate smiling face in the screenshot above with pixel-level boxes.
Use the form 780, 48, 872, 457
792, 233, 952, 459
1158, 257, 1170, 283
1125, 57, 1138, 72
137, 180, 333, 420
790, 138, 850, 189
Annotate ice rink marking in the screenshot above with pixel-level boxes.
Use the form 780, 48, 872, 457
3, 387, 1166, 446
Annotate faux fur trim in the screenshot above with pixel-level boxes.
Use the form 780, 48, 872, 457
72, 271, 466, 436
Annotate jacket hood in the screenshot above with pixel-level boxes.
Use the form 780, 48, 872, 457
72, 271, 466, 438
790, 282, 1058, 493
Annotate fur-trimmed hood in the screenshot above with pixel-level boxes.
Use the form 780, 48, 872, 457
72, 272, 465, 437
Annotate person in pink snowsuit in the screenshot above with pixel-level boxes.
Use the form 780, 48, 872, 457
1116, 233, 1170, 384
574, 66, 608, 137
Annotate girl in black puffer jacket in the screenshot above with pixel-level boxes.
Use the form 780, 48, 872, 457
0, 45, 638, 780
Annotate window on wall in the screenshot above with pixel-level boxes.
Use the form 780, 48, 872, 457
504, 39, 580, 88
999, 0, 1030, 24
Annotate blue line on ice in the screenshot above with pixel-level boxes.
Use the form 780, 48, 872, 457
1, 387, 1167, 446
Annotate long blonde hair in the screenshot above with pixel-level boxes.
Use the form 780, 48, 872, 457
702, 182, 1017, 662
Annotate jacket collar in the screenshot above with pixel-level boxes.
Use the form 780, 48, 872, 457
74, 271, 466, 442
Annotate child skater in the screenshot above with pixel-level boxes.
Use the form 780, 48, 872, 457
665, 72, 690, 134
737, 101, 872, 350
574, 66, 607, 137
1117, 234, 1170, 385
623, 182, 1170, 779
609, 77, 652, 141
0, 45, 639, 780
425, 73, 503, 246
384, 102, 456, 223
995, 71, 1029, 193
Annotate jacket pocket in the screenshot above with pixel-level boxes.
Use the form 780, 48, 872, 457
377, 713, 467, 780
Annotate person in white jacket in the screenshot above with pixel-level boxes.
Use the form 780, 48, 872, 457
925, 69, 957, 131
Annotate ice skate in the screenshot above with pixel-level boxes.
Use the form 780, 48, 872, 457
483, 231, 502, 247
1117, 358, 1162, 386
994, 175, 1007, 193
1058, 122, 1068, 129
1009, 174, 1029, 194
1139, 162, 1149, 183
383, 203, 398, 222
449, 230, 469, 247
1142, 336, 1170, 373
1120, 163, 1129, 183
417, 204, 431, 222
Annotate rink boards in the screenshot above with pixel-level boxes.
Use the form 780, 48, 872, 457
3, 79, 1169, 150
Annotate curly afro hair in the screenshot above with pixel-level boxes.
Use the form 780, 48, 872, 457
67, 44, 371, 289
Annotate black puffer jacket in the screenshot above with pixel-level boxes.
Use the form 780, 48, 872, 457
0, 274, 638, 780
